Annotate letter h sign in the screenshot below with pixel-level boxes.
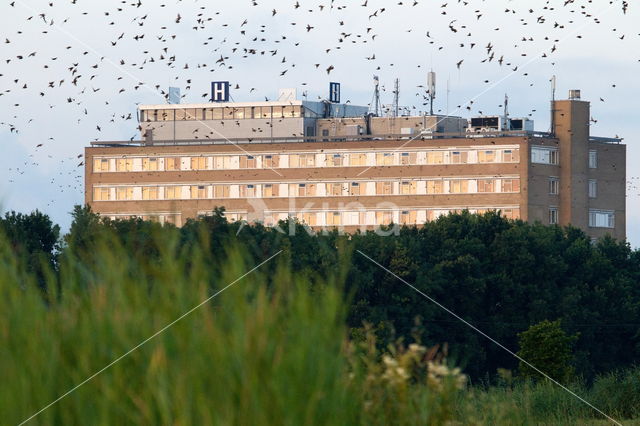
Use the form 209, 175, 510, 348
329, 82, 340, 103
211, 81, 230, 102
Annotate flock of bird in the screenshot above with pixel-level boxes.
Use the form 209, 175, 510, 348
0, 0, 638, 212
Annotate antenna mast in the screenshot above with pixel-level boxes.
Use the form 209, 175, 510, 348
370, 75, 382, 116
427, 71, 436, 116
550, 75, 556, 136
393, 78, 399, 118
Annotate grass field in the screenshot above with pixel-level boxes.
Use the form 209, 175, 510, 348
0, 231, 635, 425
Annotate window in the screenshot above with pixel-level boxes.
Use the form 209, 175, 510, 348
190, 157, 207, 170
142, 157, 158, 171
501, 179, 520, 193
477, 179, 495, 193
263, 184, 279, 197
589, 150, 598, 168
589, 210, 614, 228
400, 152, 417, 165
289, 154, 315, 168
263, 155, 279, 168
376, 152, 394, 166
549, 177, 559, 195
165, 186, 181, 199
300, 212, 317, 226
93, 158, 110, 172
349, 182, 361, 196
116, 187, 134, 200
376, 181, 393, 195
239, 155, 256, 169
213, 185, 230, 198
142, 186, 159, 200
299, 184, 316, 197
450, 151, 468, 164
116, 158, 133, 172
327, 183, 343, 196
502, 208, 520, 220
165, 157, 180, 171
213, 156, 232, 170
93, 187, 110, 201
426, 180, 444, 194
326, 212, 341, 226
327, 153, 344, 167
531, 146, 559, 165
400, 181, 417, 195
449, 180, 469, 194
240, 184, 256, 198
478, 150, 496, 163
549, 207, 558, 225
503, 149, 520, 163
350, 153, 367, 166
588, 179, 597, 198
426, 151, 444, 165
190, 185, 207, 199
375, 211, 394, 225
400, 210, 417, 225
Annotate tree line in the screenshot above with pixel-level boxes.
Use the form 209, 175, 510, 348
2, 205, 639, 382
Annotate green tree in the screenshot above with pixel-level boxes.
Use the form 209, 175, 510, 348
517, 319, 578, 383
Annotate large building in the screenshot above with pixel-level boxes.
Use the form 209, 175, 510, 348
85, 89, 625, 240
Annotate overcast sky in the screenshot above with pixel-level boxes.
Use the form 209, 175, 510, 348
1, 0, 638, 243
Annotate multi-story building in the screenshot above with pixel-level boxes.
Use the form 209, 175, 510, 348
85, 89, 625, 240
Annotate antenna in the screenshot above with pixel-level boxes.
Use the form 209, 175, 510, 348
427, 71, 436, 116
370, 75, 382, 116
393, 78, 399, 118
550, 75, 556, 135
503, 94, 509, 131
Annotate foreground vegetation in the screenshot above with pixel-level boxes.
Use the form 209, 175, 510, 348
1, 206, 640, 423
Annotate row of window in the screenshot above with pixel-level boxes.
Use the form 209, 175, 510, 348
532, 146, 599, 169
92, 148, 521, 173
201, 207, 521, 227
548, 208, 614, 228
547, 177, 597, 198
141, 105, 305, 122
92, 177, 521, 201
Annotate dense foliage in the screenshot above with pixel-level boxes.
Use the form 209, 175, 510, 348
3, 206, 640, 383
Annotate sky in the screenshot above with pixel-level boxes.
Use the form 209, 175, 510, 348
1, 0, 638, 243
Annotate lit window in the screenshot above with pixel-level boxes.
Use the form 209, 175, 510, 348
263, 184, 279, 197
449, 180, 469, 194
165, 186, 181, 199
450, 151, 468, 164
327, 153, 344, 167
588, 179, 597, 198
165, 157, 180, 171
116, 187, 134, 200
326, 211, 342, 226
116, 158, 133, 172
263, 155, 279, 168
376, 152, 394, 166
190, 157, 207, 170
213, 156, 232, 170
93, 187, 110, 201
477, 179, 495, 193
142, 186, 159, 200
300, 212, 317, 226
400, 210, 417, 225
190, 185, 207, 199
426, 151, 444, 164
93, 158, 110, 172
375, 211, 394, 225
350, 153, 367, 166
376, 181, 393, 195
503, 149, 520, 162
213, 185, 230, 198
400, 152, 417, 165
426, 180, 444, 194
478, 150, 496, 163
142, 158, 158, 171
501, 179, 520, 193
350, 182, 360, 196
239, 155, 256, 169
289, 154, 315, 168
400, 181, 417, 195
326, 183, 343, 196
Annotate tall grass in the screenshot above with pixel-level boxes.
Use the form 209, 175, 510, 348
0, 227, 636, 425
